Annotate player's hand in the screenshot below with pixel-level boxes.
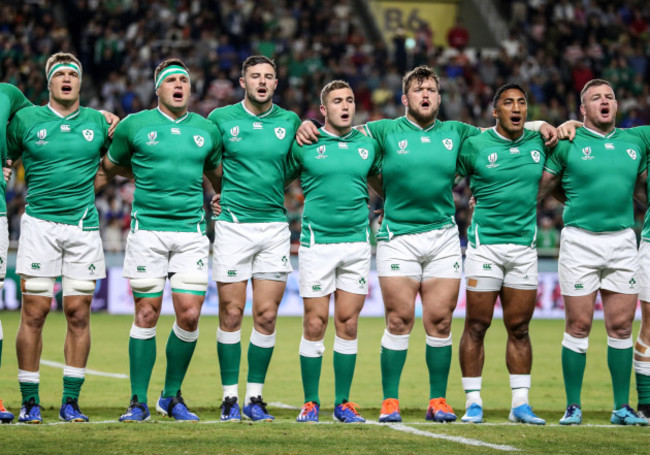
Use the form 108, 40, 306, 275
99, 110, 121, 138
296, 120, 320, 146
468, 195, 476, 215
557, 120, 583, 141
211, 193, 222, 216
374, 208, 384, 225
3, 160, 12, 183
539, 122, 558, 148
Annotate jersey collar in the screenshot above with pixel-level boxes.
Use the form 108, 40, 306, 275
491, 126, 525, 143
241, 100, 274, 118
156, 107, 189, 123
47, 103, 80, 120
583, 125, 617, 139
404, 116, 437, 132
320, 126, 355, 140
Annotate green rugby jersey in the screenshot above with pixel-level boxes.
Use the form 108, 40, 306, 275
626, 126, 650, 241
457, 128, 548, 247
7, 104, 109, 230
287, 127, 381, 245
0, 83, 32, 215
364, 117, 479, 240
108, 108, 222, 233
208, 102, 301, 223
545, 127, 646, 232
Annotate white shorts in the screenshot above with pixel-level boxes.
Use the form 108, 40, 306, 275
123, 230, 209, 278
0, 217, 7, 279
212, 220, 292, 282
464, 243, 538, 291
299, 242, 370, 297
638, 241, 650, 301
559, 226, 638, 296
16, 213, 105, 279
376, 225, 462, 281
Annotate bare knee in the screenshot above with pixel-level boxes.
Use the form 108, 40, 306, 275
254, 307, 278, 333
135, 305, 160, 328
506, 320, 530, 342
303, 314, 327, 340
335, 315, 358, 339
177, 306, 201, 331
466, 317, 491, 341
386, 312, 413, 335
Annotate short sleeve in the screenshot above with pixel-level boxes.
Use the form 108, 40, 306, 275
204, 125, 223, 170
106, 120, 133, 167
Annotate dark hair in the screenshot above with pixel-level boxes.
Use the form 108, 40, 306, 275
402, 66, 440, 95
154, 58, 189, 82
241, 55, 277, 77
320, 80, 352, 104
492, 83, 527, 108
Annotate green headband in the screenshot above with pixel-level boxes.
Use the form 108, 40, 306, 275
155, 65, 190, 89
46, 62, 82, 84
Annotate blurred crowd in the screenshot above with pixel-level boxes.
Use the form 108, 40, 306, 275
1, 0, 649, 253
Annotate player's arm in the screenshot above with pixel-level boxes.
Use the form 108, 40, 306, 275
368, 174, 383, 198
538, 170, 564, 202
95, 155, 131, 193
204, 164, 223, 217
557, 120, 583, 141
635, 170, 647, 205
98, 110, 121, 138
524, 121, 558, 147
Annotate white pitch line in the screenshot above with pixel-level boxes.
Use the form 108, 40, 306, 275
40, 360, 128, 379
366, 421, 519, 452
269, 402, 300, 410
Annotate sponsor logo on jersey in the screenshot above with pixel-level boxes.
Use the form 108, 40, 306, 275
338, 142, 348, 149
230, 126, 241, 142
442, 138, 453, 150
605, 143, 615, 150
147, 131, 158, 146
397, 140, 408, 154
312, 284, 322, 292
574, 283, 583, 290
421, 136, 431, 143
390, 263, 400, 270
531, 150, 541, 162
60, 124, 71, 133
274, 127, 286, 139
510, 147, 520, 154
137, 265, 146, 272
31, 263, 40, 270
227, 269, 237, 277
358, 277, 366, 288
483, 263, 492, 270
83, 129, 94, 142
171, 127, 181, 135
194, 135, 204, 147
358, 148, 368, 160
486, 152, 499, 168
316, 145, 328, 159
627, 148, 637, 160
36, 129, 48, 145
88, 264, 96, 274
581, 146, 593, 160
253, 122, 263, 130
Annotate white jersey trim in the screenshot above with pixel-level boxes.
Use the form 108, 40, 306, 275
240, 101, 275, 118
405, 116, 436, 132
47, 103, 80, 120
583, 125, 616, 138
156, 107, 189, 124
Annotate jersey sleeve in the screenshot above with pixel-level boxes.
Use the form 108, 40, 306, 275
368, 140, 382, 176
6, 113, 25, 161
7, 84, 32, 116
544, 141, 567, 175
456, 122, 481, 143
207, 108, 225, 135
363, 119, 390, 148
204, 124, 223, 170
456, 139, 475, 177
286, 141, 303, 181
106, 119, 133, 167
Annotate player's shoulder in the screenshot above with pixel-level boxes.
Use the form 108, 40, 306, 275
12, 105, 43, 123
207, 102, 241, 122
270, 104, 300, 120
187, 112, 218, 131
0, 82, 25, 99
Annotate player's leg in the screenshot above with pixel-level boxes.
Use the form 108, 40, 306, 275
420, 226, 462, 422
634, 241, 650, 419
243, 222, 292, 420
331, 242, 369, 423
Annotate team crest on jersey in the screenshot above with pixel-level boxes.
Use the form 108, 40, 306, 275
316, 145, 328, 159
83, 129, 94, 142
486, 152, 499, 168
531, 150, 540, 162
147, 131, 158, 146
194, 135, 204, 147
274, 127, 286, 140
230, 126, 241, 142
36, 129, 48, 145
397, 139, 408, 154
627, 149, 637, 160
442, 138, 453, 150
358, 148, 368, 160
581, 146, 593, 160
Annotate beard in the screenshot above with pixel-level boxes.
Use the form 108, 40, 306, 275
408, 104, 438, 126
246, 88, 273, 107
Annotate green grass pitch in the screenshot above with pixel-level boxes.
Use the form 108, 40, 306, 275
0, 311, 647, 454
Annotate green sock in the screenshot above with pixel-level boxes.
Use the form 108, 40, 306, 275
300, 355, 322, 405
381, 346, 407, 400
334, 351, 356, 406
217, 341, 241, 387
608, 345, 632, 409
163, 329, 197, 398
247, 343, 274, 384
19, 382, 39, 405
562, 346, 586, 407
426, 344, 452, 399
636, 371, 650, 405
129, 336, 156, 405
62, 377, 85, 404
